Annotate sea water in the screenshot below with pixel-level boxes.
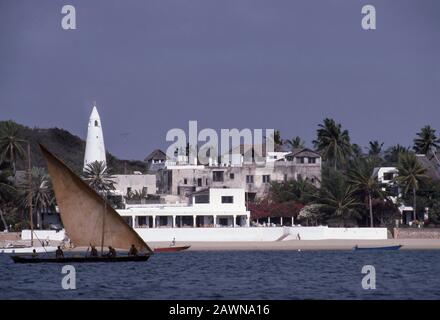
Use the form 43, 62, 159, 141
0, 250, 439, 299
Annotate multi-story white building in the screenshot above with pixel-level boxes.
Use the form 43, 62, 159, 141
117, 188, 250, 229
157, 146, 321, 201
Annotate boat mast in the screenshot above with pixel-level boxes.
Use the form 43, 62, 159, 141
100, 191, 107, 254
27, 142, 33, 247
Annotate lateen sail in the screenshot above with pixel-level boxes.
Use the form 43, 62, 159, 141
40, 144, 152, 253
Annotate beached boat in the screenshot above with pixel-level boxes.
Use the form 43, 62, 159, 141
353, 244, 402, 251
11, 145, 153, 264
154, 245, 191, 253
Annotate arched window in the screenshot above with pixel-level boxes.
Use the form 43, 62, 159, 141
94, 120, 99, 127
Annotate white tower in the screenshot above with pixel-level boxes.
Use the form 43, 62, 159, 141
83, 104, 106, 170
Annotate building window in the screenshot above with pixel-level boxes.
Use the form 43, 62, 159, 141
383, 172, 394, 181
183, 178, 188, 185
309, 157, 316, 164
94, 120, 99, 127
246, 175, 254, 184
137, 216, 147, 227
126, 187, 132, 195
221, 196, 234, 204
213, 171, 224, 182
297, 157, 305, 164
229, 173, 235, 180
195, 195, 209, 204
262, 175, 271, 183
197, 178, 202, 187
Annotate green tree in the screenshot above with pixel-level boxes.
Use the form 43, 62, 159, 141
384, 144, 409, 165
315, 169, 362, 225
368, 140, 384, 157
269, 178, 316, 204
82, 161, 116, 194
395, 153, 428, 221
0, 161, 16, 231
316, 169, 361, 226
347, 158, 385, 227
413, 125, 440, 155
284, 136, 305, 151
313, 118, 352, 170
19, 167, 55, 229
0, 121, 26, 174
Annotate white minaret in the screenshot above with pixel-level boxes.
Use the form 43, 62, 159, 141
83, 104, 106, 170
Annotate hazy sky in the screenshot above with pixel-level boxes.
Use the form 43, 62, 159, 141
0, 0, 439, 160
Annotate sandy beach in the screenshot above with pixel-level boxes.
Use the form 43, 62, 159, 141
145, 239, 440, 251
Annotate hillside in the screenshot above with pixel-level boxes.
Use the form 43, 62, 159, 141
1, 121, 146, 174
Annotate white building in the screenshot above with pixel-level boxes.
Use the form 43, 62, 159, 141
83, 105, 106, 170
373, 166, 415, 224
117, 188, 250, 229
112, 174, 157, 197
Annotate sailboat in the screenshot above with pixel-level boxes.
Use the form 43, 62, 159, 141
10, 144, 153, 263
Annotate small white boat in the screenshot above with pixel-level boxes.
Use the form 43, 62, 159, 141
0, 245, 57, 254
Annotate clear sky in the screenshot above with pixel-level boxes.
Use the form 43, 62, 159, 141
0, 0, 439, 160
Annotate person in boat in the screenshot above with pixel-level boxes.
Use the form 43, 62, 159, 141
55, 246, 64, 259
104, 246, 116, 258
90, 245, 98, 257
128, 244, 138, 256
170, 237, 176, 247
32, 249, 38, 258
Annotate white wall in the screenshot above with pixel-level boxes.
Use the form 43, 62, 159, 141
21, 229, 66, 241
134, 226, 388, 242
113, 174, 156, 195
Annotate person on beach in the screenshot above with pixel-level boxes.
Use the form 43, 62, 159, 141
55, 246, 64, 259
90, 245, 98, 257
128, 244, 138, 256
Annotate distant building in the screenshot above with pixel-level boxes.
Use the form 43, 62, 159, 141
83, 105, 106, 170
144, 149, 167, 172
112, 174, 157, 198
157, 146, 321, 201
373, 166, 415, 224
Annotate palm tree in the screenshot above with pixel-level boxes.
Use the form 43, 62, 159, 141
313, 118, 352, 170
19, 167, 55, 230
317, 170, 361, 226
368, 140, 384, 157
82, 161, 115, 194
0, 121, 25, 174
347, 158, 385, 227
284, 136, 305, 151
0, 161, 15, 231
395, 153, 428, 221
269, 177, 316, 204
413, 125, 440, 155
384, 144, 409, 165
351, 143, 364, 159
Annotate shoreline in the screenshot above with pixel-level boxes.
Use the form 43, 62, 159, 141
145, 239, 440, 251
4, 239, 440, 252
